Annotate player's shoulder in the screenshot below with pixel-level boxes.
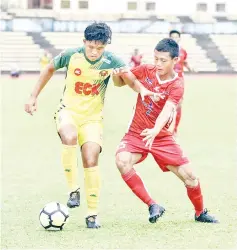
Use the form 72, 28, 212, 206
172, 76, 184, 88
103, 51, 120, 63
132, 64, 156, 72
142, 64, 156, 70
180, 47, 187, 54
103, 51, 125, 67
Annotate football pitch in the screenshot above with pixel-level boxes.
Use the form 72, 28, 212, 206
1, 74, 237, 249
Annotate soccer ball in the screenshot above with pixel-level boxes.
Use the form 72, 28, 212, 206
39, 202, 69, 231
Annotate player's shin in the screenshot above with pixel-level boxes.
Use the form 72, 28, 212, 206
122, 168, 156, 206
186, 180, 204, 216
61, 144, 79, 192
84, 166, 101, 216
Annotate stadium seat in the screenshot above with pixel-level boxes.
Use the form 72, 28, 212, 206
210, 34, 237, 71
0, 32, 43, 71
42, 32, 217, 72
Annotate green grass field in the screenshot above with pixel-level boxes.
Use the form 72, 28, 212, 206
1, 74, 237, 249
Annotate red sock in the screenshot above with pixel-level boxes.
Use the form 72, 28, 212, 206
122, 168, 156, 206
186, 181, 204, 216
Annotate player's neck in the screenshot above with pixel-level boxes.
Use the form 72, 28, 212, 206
156, 71, 178, 83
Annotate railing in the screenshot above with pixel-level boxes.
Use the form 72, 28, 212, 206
0, 17, 237, 34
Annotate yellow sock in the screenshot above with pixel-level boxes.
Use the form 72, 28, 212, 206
61, 144, 79, 192
84, 166, 101, 216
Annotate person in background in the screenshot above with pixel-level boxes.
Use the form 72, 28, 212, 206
130, 48, 143, 68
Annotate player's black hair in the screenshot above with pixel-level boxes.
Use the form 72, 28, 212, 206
169, 29, 181, 37
155, 38, 179, 58
84, 22, 112, 44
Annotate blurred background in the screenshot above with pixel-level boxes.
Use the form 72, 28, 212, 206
0, 0, 237, 73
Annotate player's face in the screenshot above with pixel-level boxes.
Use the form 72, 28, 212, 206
83, 40, 106, 61
170, 33, 180, 44
154, 50, 178, 76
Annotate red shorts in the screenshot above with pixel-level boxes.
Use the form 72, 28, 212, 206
116, 133, 189, 172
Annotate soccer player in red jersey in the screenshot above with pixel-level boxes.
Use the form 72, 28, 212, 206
169, 30, 195, 135
116, 38, 218, 224
130, 48, 143, 68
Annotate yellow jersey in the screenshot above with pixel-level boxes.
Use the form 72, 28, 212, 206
53, 47, 125, 120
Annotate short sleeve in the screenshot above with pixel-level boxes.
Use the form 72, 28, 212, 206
53, 48, 76, 70
131, 65, 146, 80
168, 82, 184, 105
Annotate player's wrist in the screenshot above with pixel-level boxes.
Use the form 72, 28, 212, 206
30, 93, 38, 99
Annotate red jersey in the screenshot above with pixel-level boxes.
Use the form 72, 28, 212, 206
174, 47, 187, 77
128, 64, 184, 137
130, 54, 143, 67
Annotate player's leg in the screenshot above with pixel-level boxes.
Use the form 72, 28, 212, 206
151, 136, 218, 223
78, 122, 103, 229
55, 109, 80, 208
166, 164, 218, 223
116, 135, 165, 223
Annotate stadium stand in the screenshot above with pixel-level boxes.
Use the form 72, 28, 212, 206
41, 32, 218, 72
210, 34, 237, 72
0, 16, 236, 73
193, 34, 233, 72
0, 32, 43, 71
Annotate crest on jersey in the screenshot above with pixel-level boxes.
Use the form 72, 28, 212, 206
145, 77, 153, 85
74, 68, 81, 76
99, 70, 108, 77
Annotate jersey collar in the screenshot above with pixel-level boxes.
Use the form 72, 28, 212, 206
156, 72, 178, 84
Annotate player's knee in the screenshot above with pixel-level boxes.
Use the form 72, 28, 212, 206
59, 129, 77, 145
177, 165, 198, 187
116, 154, 131, 174
83, 157, 98, 168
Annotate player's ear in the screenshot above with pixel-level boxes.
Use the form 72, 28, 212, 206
83, 39, 86, 45
173, 57, 179, 64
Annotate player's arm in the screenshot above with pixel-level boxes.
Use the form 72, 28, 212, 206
112, 67, 141, 91
154, 100, 176, 135
141, 101, 176, 147
112, 68, 156, 100
112, 68, 127, 87
25, 49, 70, 115
183, 51, 195, 72
112, 55, 137, 87
121, 70, 143, 92
141, 84, 184, 148
24, 62, 56, 115
184, 60, 193, 72
31, 62, 56, 98
120, 70, 156, 100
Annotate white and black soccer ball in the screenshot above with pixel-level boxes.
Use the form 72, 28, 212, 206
39, 202, 69, 231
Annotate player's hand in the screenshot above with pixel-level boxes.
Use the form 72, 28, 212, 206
25, 96, 37, 115
112, 67, 129, 76
140, 87, 164, 102
140, 128, 159, 150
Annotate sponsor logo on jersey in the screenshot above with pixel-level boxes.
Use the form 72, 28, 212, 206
74, 68, 81, 76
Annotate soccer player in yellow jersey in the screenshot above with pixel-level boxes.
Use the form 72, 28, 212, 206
25, 22, 154, 229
